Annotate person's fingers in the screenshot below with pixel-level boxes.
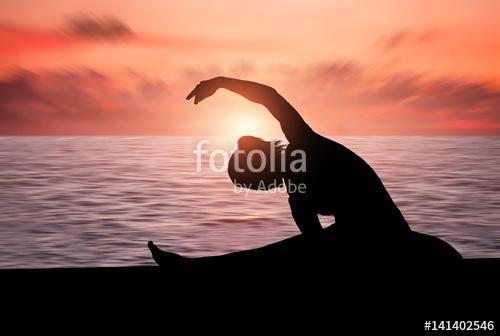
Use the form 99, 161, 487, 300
186, 90, 196, 100
194, 94, 201, 104
186, 86, 198, 100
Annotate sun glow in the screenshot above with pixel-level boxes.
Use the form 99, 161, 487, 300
232, 114, 261, 135
223, 109, 277, 140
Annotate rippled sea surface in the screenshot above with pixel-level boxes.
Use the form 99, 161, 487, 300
0, 136, 499, 268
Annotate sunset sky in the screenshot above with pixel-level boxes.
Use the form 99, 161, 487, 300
1, 0, 500, 135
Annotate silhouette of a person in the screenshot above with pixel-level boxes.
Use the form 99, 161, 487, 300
148, 77, 415, 267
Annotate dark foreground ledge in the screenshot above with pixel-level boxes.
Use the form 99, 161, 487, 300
1, 257, 499, 275
1, 258, 499, 286
2, 258, 499, 321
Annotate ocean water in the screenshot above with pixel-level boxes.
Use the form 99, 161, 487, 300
0, 136, 499, 268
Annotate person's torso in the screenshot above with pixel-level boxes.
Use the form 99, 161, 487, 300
285, 134, 410, 233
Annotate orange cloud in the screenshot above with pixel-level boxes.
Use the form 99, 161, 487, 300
2, 63, 500, 135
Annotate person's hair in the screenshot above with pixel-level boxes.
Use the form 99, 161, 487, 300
228, 136, 286, 190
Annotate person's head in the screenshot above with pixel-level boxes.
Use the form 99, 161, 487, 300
228, 136, 285, 190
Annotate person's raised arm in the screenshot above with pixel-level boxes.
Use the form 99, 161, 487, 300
186, 76, 314, 142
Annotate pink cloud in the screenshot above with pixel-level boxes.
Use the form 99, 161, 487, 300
0, 15, 276, 57
0, 18, 135, 55
0, 68, 179, 134
277, 62, 500, 135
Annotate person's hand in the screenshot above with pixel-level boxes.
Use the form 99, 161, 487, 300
186, 77, 223, 104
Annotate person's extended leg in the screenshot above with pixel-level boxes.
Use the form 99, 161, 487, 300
148, 225, 338, 269
148, 233, 306, 269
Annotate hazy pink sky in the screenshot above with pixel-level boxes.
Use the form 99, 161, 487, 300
1, 0, 500, 135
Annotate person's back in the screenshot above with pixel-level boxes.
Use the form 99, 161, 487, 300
286, 132, 410, 237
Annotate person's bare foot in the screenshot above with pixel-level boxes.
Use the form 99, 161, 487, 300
148, 241, 184, 267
